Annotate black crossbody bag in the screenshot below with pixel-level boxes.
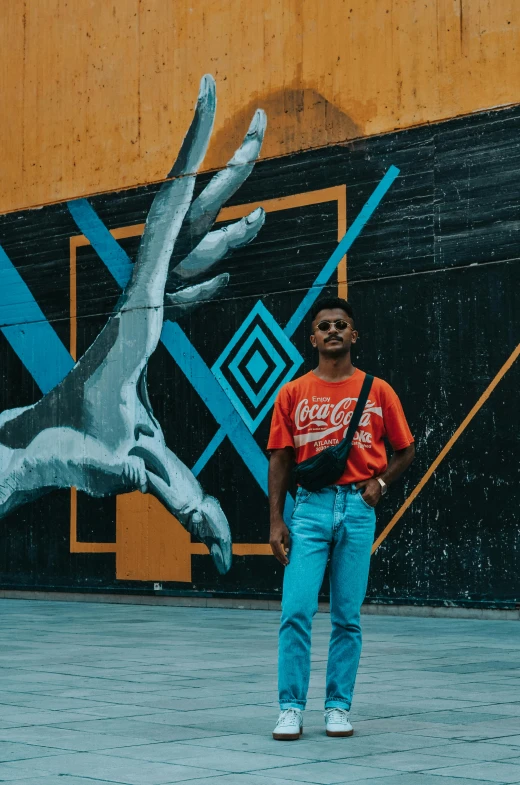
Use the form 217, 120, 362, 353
293, 373, 374, 492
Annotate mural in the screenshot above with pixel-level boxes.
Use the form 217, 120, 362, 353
0, 74, 269, 576
0, 101, 518, 608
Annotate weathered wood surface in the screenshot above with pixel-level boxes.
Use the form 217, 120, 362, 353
1, 0, 519, 212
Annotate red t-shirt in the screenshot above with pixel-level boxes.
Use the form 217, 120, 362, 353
267, 369, 414, 485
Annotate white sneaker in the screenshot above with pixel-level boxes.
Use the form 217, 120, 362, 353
325, 707, 353, 737
272, 708, 303, 740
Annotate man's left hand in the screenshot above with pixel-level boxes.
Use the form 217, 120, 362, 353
355, 478, 382, 507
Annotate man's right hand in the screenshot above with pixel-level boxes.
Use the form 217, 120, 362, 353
269, 516, 291, 566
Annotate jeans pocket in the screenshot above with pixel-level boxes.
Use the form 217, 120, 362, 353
358, 491, 375, 510
293, 487, 310, 514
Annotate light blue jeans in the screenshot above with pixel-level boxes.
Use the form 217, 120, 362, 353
278, 484, 376, 711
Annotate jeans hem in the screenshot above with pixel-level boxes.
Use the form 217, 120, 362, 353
325, 699, 351, 710
280, 701, 306, 710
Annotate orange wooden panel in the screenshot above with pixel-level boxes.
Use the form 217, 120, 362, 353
116, 492, 192, 582
1, 0, 519, 212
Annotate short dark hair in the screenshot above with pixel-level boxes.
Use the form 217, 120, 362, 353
310, 297, 354, 324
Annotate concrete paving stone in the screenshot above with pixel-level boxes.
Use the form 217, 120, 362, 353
341, 750, 471, 772
0, 725, 158, 751
102, 740, 311, 769
426, 662, 518, 674
334, 778, 508, 785
45, 690, 178, 707
354, 702, 480, 720
47, 682, 176, 695
0, 753, 226, 784
82, 693, 233, 711
4, 778, 132, 785
202, 704, 287, 720
133, 713, 276, 735
0, 692, 134, 712
0, 708, 94, 727
124, 744, 314, 772
161, 775, 305, 785
305, 697, 373, 712
55, 704, 173, 720
246, 759, 397, 782
139, 706, 277, 728
69, 709, 192, 728
354, 683, 406, 695
418, 741, 520, 761
352, 718, 440, 735
409, 726, 520, 742
428, 760, 520, 782
51, 717, 228, 742
1, 602, 520, 783
362, 698, 485, 712
352, 708, 417, 721
181, 683, 275, 697
462, 703, 520, 718
183, 730, 454, 760
0, 672, 81, 687
85, 693, 276, 713
183, 732, 366, 760
0, 682, 76, 695
398, 711, 514, 726
451, 722, 520, 741
436, 672, 520, 685
0, 741, 72, 763
0, 765, 57, 781
491, 675, 520, 683
454, 692, 520, 705
492, 736, 520, 748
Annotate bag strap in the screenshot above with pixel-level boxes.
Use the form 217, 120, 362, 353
342, 373, 374, 447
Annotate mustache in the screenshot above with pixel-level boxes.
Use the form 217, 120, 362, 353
325, 335, 343, 343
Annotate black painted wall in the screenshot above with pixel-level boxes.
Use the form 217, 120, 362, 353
0, 104, 518, 608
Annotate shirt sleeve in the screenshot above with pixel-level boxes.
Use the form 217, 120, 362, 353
267, 385, 295, 451
381, 384, 414, 450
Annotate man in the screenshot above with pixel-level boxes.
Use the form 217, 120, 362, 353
268, 296, 415, 740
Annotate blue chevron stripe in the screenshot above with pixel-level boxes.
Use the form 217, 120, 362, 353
0, 244, 74, 394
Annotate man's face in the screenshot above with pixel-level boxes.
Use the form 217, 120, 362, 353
310, 308, 358, 358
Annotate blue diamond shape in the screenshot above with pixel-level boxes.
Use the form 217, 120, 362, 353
228, 324, 286, 408
212, 301, 303, 432
246, 350, 269, 383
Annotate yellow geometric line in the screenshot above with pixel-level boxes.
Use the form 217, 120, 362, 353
68, 188, 347, 558
372, 342, 520, 554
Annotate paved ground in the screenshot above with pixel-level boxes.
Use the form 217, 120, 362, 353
0, 600, 519, 785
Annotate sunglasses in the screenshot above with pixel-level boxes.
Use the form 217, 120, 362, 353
315, 319, 352, 333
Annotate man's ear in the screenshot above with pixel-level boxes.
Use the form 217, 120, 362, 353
310, 333, 317, 348
351, 330, 359, 344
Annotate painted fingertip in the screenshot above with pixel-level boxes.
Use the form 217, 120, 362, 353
245, 206, 265, 225
247, 108, 266, 136
198, 74, 215, 101
197, 75, 216, 114
210, 542, 226, 573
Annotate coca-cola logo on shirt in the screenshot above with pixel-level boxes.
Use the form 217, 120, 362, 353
293, 396, 382, 448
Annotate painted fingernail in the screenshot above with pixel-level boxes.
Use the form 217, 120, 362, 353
245, 207, 264, 224
247, 109, 265, 136
198, 74, 214, 100
210, 543, 225, 571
